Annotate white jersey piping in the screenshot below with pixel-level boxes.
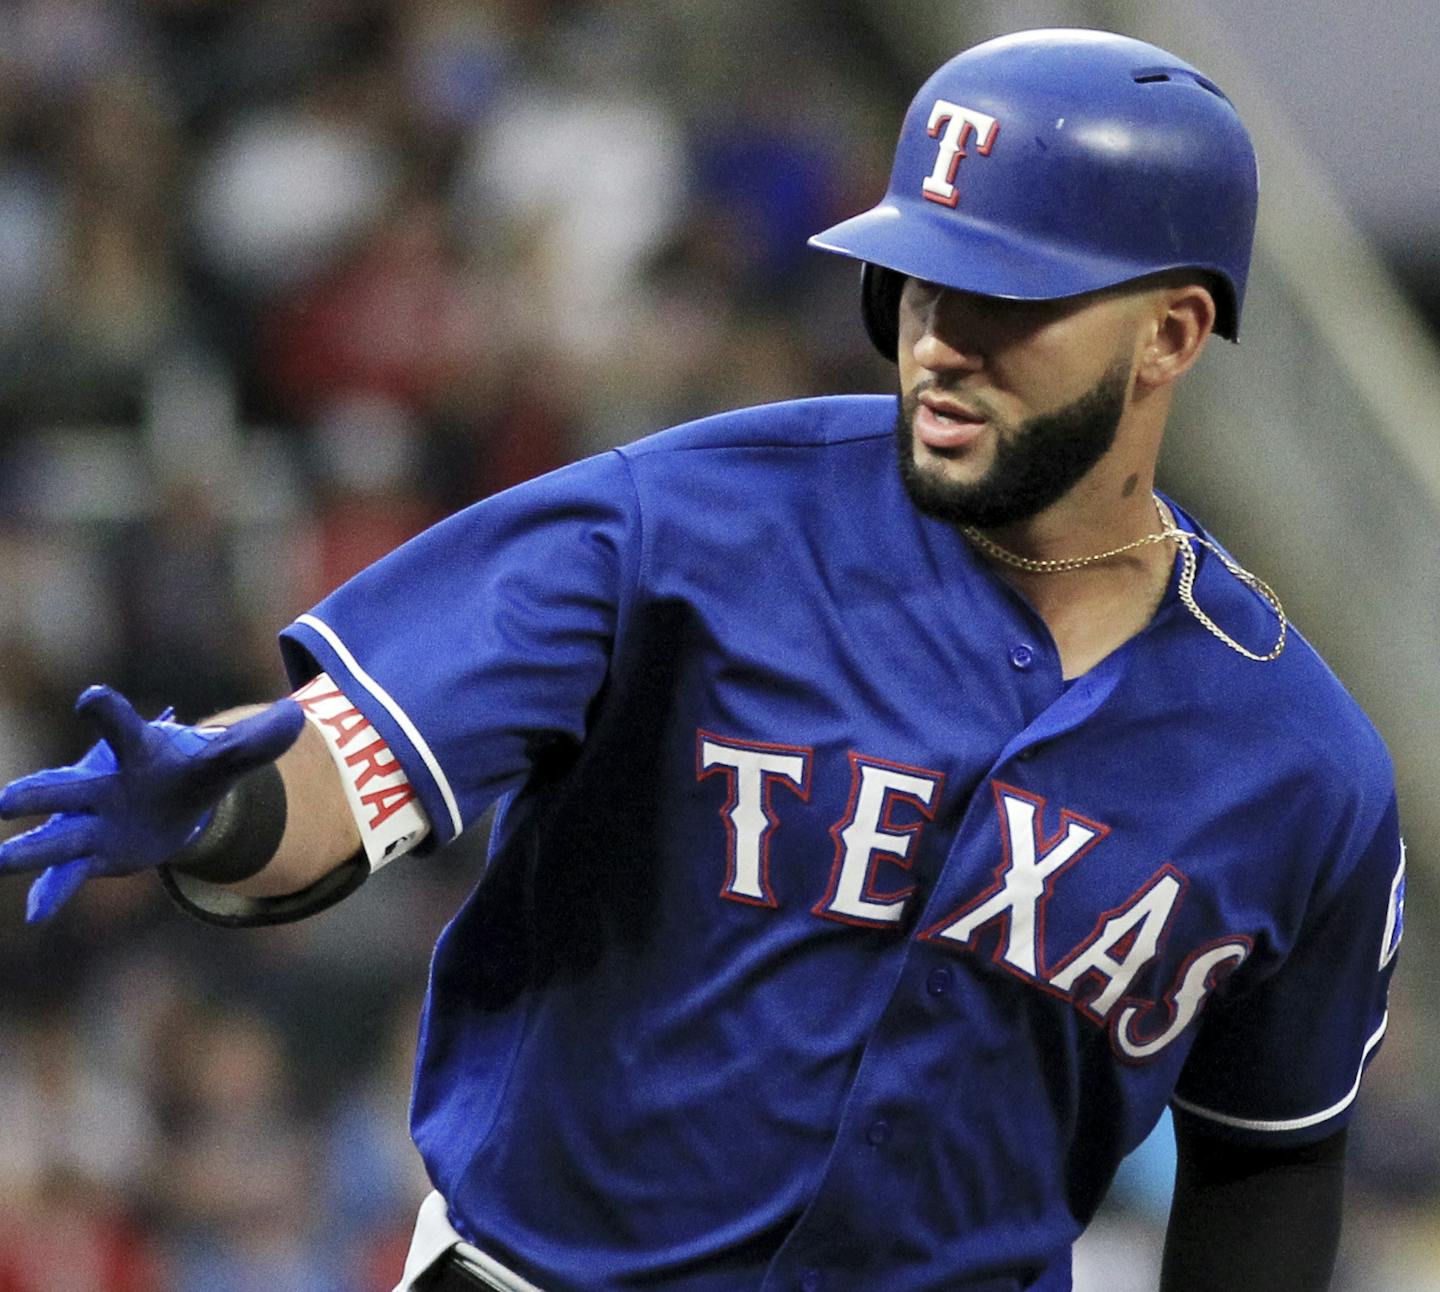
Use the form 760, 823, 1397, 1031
1171, 1012, 1388, 1134
294, 612, 464, 838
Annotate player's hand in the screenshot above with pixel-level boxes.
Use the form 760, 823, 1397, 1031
0, 685, 305, 923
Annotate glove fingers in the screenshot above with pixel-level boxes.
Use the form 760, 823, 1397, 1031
75, 736, 120, 774
26, 859, 94, 923
0, 764, 109, 819
0, 814, 100, 875
205, 700, 306, 775
75, 686, 148, 764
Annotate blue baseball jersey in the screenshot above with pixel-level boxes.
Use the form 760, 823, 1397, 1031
280, 395, 1402, 1292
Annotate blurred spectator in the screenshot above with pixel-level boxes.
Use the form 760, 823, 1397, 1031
190, 89, 395, 307
108, 473, 269, 720
0, 516, 126, 708
0, 1171, 166, 1292
0, 1008, 159, 1200
394, 0, 517, 137
150, 1003, 342, 1292
256, 193, 493, 424
287, 392, 438, 604
324, 993, 434, 1290
451, 7, 687, 363
0, 67, 185, 427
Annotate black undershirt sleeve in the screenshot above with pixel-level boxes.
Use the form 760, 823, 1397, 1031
1160, 1120, 1348, 1292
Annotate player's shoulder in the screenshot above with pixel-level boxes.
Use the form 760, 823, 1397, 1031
1156, 504, 1394, 792
617, 394, 895, 461
1282, 630, 1390, 758
1214, 616, 1394, 810
438, 396, 896, 543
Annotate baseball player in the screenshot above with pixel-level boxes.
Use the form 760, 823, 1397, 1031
0, 28, 1403, 1292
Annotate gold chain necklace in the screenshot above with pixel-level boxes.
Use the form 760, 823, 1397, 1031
961, 496, 1288, 662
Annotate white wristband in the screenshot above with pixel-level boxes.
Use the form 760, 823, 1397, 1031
292, 672, 431, 870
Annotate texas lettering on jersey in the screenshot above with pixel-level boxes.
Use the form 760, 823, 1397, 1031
698, 731, 1249, 1062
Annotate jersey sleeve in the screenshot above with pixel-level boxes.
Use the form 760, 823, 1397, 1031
1171, 795, 1404, 1148
278, 449, 642, 846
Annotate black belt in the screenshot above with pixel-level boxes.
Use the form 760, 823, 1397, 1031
413, 1248, 519, 1292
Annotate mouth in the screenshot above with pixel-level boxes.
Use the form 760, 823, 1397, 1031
914, 394, 988, 453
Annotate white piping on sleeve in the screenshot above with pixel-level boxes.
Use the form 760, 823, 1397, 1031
1171, 1012, 1389, 1134
294, 613, 465, 838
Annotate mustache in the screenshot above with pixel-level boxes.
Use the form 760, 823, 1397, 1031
905, 378, 1002, 425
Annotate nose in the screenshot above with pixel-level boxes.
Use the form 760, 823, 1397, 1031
909, 290, 987, 374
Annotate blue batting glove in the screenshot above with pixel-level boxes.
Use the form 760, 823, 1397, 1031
0, 685, 305, 923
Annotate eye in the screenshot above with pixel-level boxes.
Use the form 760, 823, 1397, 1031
905, 279, 1065, 325
989, 294, 1066, 320
979, 294, 1084, 335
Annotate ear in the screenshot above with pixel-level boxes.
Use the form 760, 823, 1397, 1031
1134, 285, 1216, 390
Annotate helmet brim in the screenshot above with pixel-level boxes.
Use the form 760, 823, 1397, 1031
809, 199, 1187, 311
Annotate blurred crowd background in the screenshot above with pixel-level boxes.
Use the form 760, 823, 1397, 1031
0, 1, 1435, 1290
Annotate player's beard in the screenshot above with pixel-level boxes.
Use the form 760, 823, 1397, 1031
894, 358, 1131, 529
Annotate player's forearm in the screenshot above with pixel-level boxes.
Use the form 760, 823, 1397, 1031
191, 705, 361, 897
1160, 1127, 1346, 1292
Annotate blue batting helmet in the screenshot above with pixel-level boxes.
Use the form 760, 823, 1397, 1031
809, 28, 1259, 356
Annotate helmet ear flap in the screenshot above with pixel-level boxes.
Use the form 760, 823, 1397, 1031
861, 264, 905, 362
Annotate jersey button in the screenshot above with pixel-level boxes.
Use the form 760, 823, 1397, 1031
926, 967, 953, 996
1009, 643, 1035, 670
800, 1271, 822, 1292
866, 1119, 891, 1146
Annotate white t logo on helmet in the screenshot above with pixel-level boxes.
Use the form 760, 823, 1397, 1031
922, 100, 999, 208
